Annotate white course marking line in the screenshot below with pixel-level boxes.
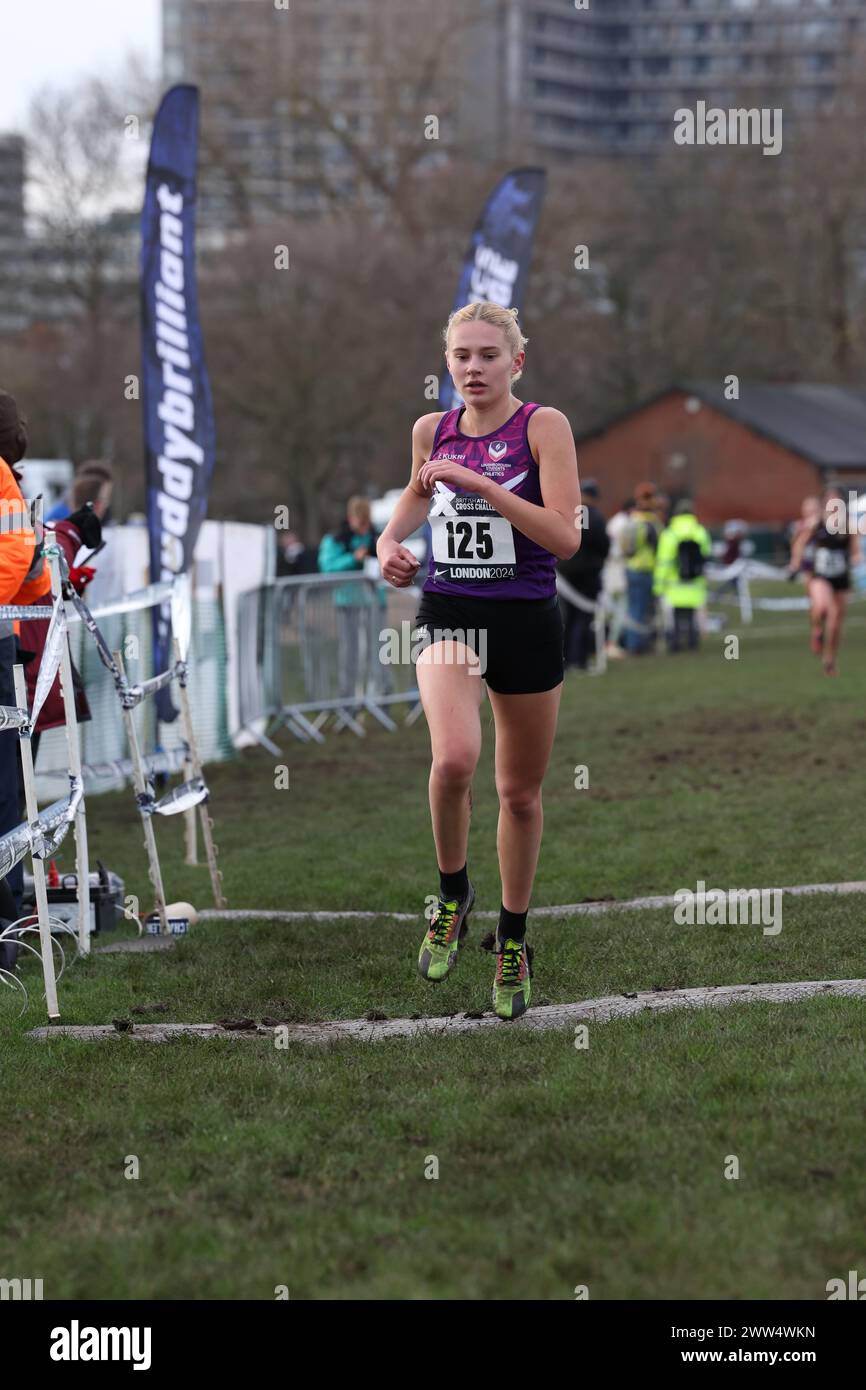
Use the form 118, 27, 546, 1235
196, 880, 866, 924
26, 978, 866, 1045
94, 937, 176, 954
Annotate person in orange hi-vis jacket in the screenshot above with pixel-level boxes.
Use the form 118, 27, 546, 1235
0, 388, 39, 923
0, 393, 98, 957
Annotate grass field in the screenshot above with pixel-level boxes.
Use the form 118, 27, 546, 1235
2, 590, 866, 1300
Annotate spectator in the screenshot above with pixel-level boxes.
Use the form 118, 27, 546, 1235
0, 389, 40, 919
557, 478, 609, 672
318, 496, 388, 698
603, 495, 633, 655
71, 462, 113, 525
45, 459, 113, 523
621, 481, 660, 654
275, 529, 318, 577
654, 491, 672, 529
653, 498, 712, 652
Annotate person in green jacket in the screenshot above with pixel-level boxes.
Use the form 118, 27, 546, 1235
318, 496, 389, 697
653, 498, 712, 652
317, 496, 383, 608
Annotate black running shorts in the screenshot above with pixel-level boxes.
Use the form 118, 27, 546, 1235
825, 574, 850, 593
412, 592, 564, 695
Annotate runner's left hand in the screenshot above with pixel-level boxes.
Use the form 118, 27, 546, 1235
418, 460, 487, 494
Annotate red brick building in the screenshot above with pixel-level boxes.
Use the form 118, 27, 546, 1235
574, 383, 866, 525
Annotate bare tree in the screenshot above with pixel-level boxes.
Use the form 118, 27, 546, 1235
8, 57, 160, 481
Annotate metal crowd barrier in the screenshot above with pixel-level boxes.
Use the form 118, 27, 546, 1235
237, 573, 423, 747
238, 571, 625, 730
237, 570, 633, 734
0, 555, 227, 1022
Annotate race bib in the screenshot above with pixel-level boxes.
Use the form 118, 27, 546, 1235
814, 547, 846, 578
429, 484, 516, 583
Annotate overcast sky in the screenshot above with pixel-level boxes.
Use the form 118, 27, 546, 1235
0, 0, 161, 132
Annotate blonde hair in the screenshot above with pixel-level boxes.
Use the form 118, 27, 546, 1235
347, 495, 370, 521
443, 302, 528, 386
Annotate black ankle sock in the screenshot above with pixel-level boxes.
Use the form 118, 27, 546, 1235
439, 863, 469, 902
497, 904, 527, 944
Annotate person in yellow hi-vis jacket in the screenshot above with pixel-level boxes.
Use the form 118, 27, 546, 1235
653, 498, 712, 652
621, 481, 661, 654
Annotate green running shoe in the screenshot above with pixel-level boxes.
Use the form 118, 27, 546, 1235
418, 882, 475, 982
493, 936, 531, 1020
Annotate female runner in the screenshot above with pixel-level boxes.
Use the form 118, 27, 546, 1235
376, 302, 581, 1019
801, 487, 860, 676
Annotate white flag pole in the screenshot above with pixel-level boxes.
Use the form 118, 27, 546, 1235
114, 649, 169, 934
13, 664, 60, 1020
174, 637, 226, 909
48, 553, 91, 958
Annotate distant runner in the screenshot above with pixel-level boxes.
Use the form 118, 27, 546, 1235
796, 489, 859, 675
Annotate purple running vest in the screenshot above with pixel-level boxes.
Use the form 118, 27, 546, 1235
421, 401, 558, 600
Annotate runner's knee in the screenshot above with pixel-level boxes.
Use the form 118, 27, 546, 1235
432, 751, 477, 788
496, 781, 542, 817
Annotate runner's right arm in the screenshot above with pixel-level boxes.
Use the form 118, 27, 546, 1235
376, 413, 442, 585
789, 520, 815, 573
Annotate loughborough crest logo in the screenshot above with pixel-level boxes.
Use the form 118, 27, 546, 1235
488, 440, 508, 461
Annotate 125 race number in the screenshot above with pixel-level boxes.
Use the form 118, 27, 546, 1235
430, 515, 516, 565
